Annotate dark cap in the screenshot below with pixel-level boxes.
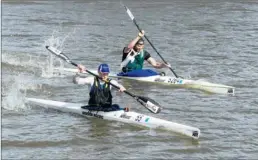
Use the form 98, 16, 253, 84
98, 63, 110, 73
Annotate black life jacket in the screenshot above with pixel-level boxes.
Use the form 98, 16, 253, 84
88, 78, 112, 107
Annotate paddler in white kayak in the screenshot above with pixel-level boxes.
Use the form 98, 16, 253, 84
118, 30, 171, 77
74, 63, 129, 112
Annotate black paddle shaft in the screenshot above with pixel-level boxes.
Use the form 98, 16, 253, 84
124, 5, 179, 78
133, 20, 179, 78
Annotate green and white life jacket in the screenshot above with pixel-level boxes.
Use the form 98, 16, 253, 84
121, 49, 146, 72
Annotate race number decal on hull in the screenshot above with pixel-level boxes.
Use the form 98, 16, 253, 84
168, 78, 179, 84
155, 77, 182, 84
135, 115, 144, 122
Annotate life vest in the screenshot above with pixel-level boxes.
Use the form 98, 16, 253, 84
122, 50, 145, 72
88, 78, 112, 107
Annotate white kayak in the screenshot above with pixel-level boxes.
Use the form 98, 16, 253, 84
26, 98, 200, 140
55, 68, 235, 95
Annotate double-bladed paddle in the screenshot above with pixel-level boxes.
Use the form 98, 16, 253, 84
124, 5, 181, 78
45, 46, 161, 114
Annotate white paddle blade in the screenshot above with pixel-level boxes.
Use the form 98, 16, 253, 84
46, 46, 71, 63
125, 6, 134, 20
146, 101, 161, 114
46, 46, 62, 55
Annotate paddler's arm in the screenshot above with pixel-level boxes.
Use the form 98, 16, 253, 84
73, 75, 94, 85
126, 30, 145, 50
110, 80, 126, 92
73, 64, 94, 85
147, 57, 171, 69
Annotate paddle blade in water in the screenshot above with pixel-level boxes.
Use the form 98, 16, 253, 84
146, 100, 161, 114
138, 96, 161, 114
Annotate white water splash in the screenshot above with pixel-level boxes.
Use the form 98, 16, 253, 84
40, 53, 65, 78
1, 74, 53, 111
1, 29, 78, 112
42, 28, 77, 78
2, 76, 30, 111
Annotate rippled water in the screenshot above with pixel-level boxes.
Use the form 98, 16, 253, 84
2, 0, 258, 159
